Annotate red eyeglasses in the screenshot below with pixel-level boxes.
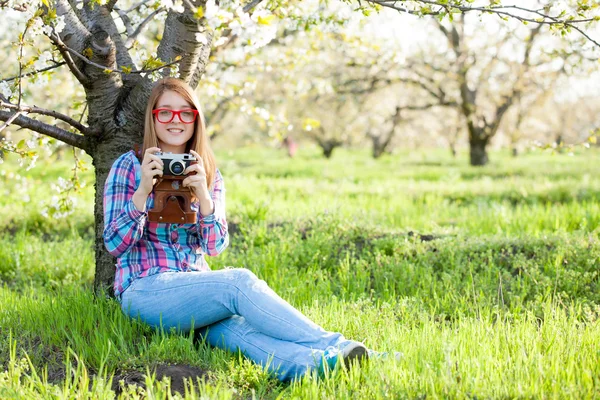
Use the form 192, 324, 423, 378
152, 108, 199, 124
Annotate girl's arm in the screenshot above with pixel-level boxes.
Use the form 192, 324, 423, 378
198, 168, 229, 256
103, 154, 146, 257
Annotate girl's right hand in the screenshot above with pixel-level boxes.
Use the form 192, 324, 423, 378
138, 147, 164, 196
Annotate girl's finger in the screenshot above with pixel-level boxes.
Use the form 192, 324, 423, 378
190, 150, 204, 165
145, 147, 161, 155
147, 154, 164, 166
184, 164, 204, 175
148, 160, 162, 170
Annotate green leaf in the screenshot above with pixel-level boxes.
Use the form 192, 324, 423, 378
257, 15, 276, 25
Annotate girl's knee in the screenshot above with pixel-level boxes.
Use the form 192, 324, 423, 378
232, 268, 275, 295
233, 268, 258, 284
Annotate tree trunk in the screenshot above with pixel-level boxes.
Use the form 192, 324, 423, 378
372, 145, 384, 159
89, 80, 150, 294
372, 136, 384, 159
319, 139, 340, 159
91, 135, 140, 295
469, 131, 489, 166
322, 145, 335, 158
512, 146, 518, 157
449, 142, 457, 158
555, 134, 564, 153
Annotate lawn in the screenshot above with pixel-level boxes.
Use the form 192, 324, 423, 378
1, 146, 599, 399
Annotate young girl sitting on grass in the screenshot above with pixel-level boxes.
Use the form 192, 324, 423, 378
103, 77, 383, 381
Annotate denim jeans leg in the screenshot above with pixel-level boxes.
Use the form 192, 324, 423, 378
198, 315, 324, 381
120, 269, 346, 350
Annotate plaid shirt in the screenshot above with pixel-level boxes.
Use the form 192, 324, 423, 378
103, 150, 229, 296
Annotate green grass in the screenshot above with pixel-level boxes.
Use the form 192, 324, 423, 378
1, 146, 599, 398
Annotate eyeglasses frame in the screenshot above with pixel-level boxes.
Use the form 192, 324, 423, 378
152, 108, 199, 124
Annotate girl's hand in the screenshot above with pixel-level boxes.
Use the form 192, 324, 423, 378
182, 150, 209, 200
183, 150, 214, 216
138, 147, 163, 196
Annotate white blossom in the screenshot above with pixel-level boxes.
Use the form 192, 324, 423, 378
131, 48, 148, 67
0, 80, 12, 99
204, 0, 233, 30
195, 33, 208, 45
25, 154, 38, 171
148, 70, 162, 82
30, 73, 49, 88
42, 24, 53, 36
155, 11, 168, 22
54, 16, 66, 34
29, 18, 45, 38
159, 0, 174, 9
130, 14, 142, 25
214, 36, 229, 47
34, 51, 52, 70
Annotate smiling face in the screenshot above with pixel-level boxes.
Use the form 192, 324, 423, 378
153, 90, 196, 153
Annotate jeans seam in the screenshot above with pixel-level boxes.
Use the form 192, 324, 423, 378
215, 320, 314, 369
234, 286, 320, 343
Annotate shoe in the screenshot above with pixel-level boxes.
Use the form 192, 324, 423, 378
318, 341, 368, 377
367, 349, 403, 361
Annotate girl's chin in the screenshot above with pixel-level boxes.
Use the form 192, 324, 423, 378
158, 142, 188, 153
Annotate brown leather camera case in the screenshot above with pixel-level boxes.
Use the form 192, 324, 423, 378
148, 176, 197, 224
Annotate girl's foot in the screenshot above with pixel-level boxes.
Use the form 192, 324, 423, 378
318, 341, 368, 376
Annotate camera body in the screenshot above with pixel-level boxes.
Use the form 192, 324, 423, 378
148, 152, 197, 224
156, 152, 196, 177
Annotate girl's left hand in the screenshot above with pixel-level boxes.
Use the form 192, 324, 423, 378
183, 150, 209, 200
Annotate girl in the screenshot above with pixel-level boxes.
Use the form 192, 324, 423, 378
103, 78, 371, 382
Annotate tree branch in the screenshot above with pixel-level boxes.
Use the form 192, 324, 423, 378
243, 0, 265, 13
158, 0, 212, 87
365, 0, 600, 47
483, 25, 543, 139
0, 110, 89, 150
125, 7, 166, 48
83, 2, 136, 70
2, 62, 67, 83
0, 111, 22, 134
53, 0, 91, 83
0, 101, 98, 136
47, 31, 88, 83
112, 4, 134, 37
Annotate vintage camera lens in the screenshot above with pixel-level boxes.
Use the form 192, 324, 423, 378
170, 161, 185, 175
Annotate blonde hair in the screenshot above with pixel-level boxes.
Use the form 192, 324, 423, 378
142, 78, 216, 190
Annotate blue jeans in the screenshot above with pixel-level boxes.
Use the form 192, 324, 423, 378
119, 268, 349, 381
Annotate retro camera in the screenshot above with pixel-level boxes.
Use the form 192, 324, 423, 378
148, 152, 198, 224
156, 152, 196, 177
